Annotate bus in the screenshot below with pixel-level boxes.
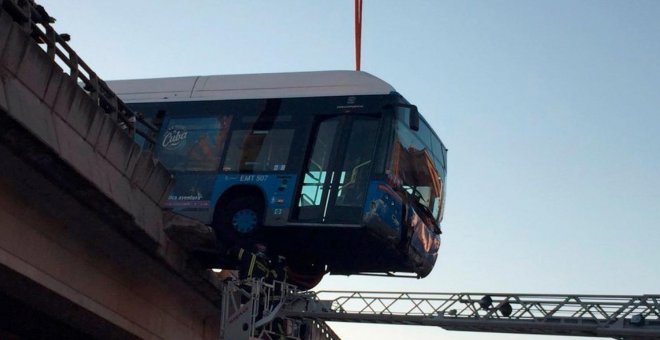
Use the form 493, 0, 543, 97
109, 71, 447, 288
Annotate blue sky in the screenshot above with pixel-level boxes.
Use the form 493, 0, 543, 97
39, 1, 660, 339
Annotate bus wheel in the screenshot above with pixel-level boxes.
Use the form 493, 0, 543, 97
287, 262, 326, 290
216, 196, 263, 245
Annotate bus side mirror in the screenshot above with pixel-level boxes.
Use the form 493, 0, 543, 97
409, 106, 420, 131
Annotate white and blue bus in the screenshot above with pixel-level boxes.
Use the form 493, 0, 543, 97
110, 71, 447, 288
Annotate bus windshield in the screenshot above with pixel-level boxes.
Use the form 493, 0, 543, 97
391, 107, 446, 223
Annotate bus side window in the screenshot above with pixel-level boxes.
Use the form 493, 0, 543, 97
223, 128, 295, 172
157, 115, 231, 172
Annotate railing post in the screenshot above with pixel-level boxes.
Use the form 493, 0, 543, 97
1, 0, 161, 145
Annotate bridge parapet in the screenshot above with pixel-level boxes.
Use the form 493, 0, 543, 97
1, 0, 173, 250
1, 1, 228, 337
0, 0, 230, 301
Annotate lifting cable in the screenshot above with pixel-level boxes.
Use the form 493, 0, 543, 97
355, 0, 363, 71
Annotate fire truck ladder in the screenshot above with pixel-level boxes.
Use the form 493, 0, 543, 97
220, 279, 342, 340
280, 290, 660, 339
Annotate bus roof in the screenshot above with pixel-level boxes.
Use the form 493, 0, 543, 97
107, 70, 397, 103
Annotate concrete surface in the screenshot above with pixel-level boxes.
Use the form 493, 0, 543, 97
0, 8, 224, 339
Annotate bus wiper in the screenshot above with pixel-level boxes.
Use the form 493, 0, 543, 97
411, 187, 427, 204
409, 196, 441, 235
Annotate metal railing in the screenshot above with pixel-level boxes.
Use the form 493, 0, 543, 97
1, 0, 159, 144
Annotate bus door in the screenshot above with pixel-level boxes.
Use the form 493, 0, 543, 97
294, 115, 380, 224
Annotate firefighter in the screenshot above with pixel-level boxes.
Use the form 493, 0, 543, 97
227, 243, 271, 310
270, 255, 288, 284
227, 243, 271, 281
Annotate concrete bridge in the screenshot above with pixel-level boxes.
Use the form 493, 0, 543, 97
2, 2, 660, 340
0, 2, 227, 338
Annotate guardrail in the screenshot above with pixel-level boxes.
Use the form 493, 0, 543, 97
1, 0, 159, 144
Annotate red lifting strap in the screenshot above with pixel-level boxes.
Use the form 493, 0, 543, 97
355, 0, 363, 71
